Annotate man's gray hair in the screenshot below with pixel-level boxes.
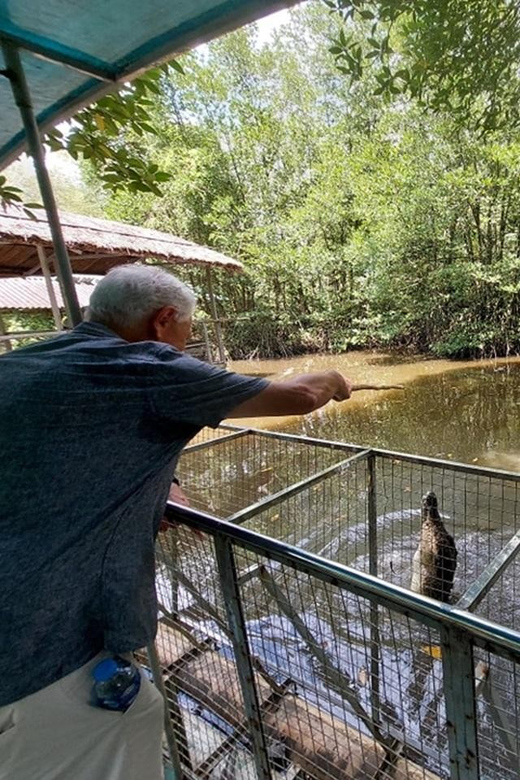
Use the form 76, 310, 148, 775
87, 265, 197, 329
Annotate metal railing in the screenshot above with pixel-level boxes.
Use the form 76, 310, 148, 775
149, 428, 520, 780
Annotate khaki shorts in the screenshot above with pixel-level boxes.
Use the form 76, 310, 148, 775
0, 653, 165, 780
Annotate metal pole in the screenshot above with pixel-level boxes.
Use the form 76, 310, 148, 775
367, 452, 381, 725
440, 626, 479, 780
1, 43, 82, 326
214, 535, 272, 780
36, 246, 63, 331
146, 642, 186, 780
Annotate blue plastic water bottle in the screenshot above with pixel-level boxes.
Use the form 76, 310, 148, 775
92, 656, 141, 712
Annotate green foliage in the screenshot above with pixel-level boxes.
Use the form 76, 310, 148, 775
1, 62, 184, 212
75, 3, 520, 359
2, 311, 56, 349
0, 173, 43, 218
325, 0, 520, 132
44, 65, 183, 196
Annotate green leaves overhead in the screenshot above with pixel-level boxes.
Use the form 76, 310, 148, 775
7, 2, 520, 358
101, 4, 520, 358
43, 62, 185, 197
325, 0, 520, 131
0, 174, 44, 219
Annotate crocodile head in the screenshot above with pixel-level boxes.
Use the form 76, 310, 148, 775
422, 491, 440, 519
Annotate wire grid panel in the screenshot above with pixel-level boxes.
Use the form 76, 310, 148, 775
242, 457, 370, 567
155, 523, 451, 779
155, 525, 262, 780
178, 431, 520, 606
473, 647, 520, 779
476, 554, 520, 632
236, 548, 451, 779
185, 426, 240, 449
177, 432, 353, 520
372, 456, 520, 601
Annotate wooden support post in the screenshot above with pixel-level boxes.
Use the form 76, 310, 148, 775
205, 268, 226, 365
200, 320, 213, 363
36, 245, 63, 331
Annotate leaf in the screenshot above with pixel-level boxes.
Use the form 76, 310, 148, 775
140, 122, 158, 135
93, 113, 105, 131
170, 59, 185, 75
23, 207, 41, 221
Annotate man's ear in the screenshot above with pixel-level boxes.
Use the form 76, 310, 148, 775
150, 306, 177, 339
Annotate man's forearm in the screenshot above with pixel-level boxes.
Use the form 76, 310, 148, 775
227, 370, 352, 418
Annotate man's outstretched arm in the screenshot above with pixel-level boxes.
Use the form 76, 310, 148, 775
226, 370, 352, 418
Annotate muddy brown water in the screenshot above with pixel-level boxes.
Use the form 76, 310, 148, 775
229, 351, 520, 471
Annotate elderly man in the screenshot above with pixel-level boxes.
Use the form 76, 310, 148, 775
0, 265, 351, 780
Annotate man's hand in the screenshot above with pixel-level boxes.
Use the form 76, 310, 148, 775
329, 371, 352, 402
168, 481, 190, 507
160, 481, 204, 538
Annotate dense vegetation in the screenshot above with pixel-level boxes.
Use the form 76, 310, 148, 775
15, 1, 520, 359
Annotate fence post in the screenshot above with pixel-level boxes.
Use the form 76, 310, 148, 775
440, 626, 479, 780
367, 451, 381, 725
200, 321, 213, 363
214, 535, 272, 780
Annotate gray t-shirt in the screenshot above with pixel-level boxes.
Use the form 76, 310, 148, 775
0, 322, 268, 705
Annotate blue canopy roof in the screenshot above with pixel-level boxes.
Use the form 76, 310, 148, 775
0, 0, 298, 169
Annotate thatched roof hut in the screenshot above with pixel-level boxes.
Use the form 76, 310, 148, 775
0, 206, 242, 276
0, 206, 239, 362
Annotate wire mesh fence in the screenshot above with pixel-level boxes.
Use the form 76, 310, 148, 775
178, 429, 356, 521
152, 426, 520, 780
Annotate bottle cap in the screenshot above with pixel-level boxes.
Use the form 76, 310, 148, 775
92, 658, 119, 683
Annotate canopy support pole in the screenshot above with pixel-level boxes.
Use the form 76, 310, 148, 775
1, 42, 82, 326
36, 246, 63, 331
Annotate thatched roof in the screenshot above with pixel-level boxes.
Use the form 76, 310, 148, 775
0, 275, 100, 311
0, 206, 243, 276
